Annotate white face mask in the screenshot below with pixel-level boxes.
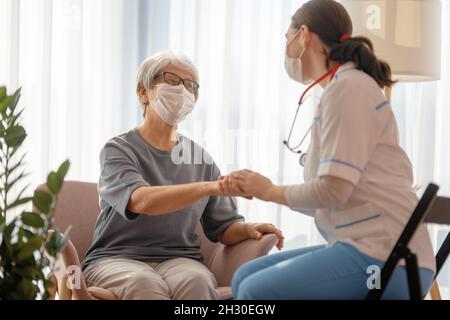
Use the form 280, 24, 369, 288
150, 83, 195, 125
284, 31, 312, 85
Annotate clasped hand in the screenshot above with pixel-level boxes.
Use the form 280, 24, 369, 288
217, 170, 274, 201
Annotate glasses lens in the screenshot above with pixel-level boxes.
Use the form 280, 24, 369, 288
164, 73, 183, 86
183, 80, 199, 95
161, 72, 199, 97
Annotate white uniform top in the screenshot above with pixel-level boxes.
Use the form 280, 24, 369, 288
300, 62, 435, 272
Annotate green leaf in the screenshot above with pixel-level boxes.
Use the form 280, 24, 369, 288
45, 227, 71, 258
8, 145, 24, 160
8, 88, 22, 114
1, 87, 22, 116
2, 219, 17, 256
58, 225, 72, 251
21, 212, 45, 228
5, 170, 29, 193
6, 196, 33, 211
3, 219, 16, 240
17, 226, 27, 245
32, 190, 53, 214
21, 227, 37, 239
8, 108, 24, 127
0, 95, 13, 114
47, 172, 63, 195
11, 278, 39, 300
13, 263, 43, 279
5, 183, 30, 205
57, 160, 70, 180
15, 235, 44, 261
3, 153, 27, 177
28, 235, 44, 250
0, 86, 6, 101
45, 231, 59, 257
4, 125, 27, 148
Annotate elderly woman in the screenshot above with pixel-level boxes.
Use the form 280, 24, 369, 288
81, 52, 284, 300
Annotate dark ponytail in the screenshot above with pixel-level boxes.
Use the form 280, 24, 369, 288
291, 0, 395, 88
328, 36, 395, 88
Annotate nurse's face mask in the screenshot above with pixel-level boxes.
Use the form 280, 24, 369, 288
284, 28, 312, 85
150, 83, 196, 126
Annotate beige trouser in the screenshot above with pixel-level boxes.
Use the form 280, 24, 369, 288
83, 258, 220, 300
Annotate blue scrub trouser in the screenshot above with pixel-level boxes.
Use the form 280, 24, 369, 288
232, 242, 435, 300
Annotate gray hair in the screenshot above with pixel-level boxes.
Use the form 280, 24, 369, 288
136, 51, 199, 105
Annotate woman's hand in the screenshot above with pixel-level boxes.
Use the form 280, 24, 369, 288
229, 170, 275, 201
217, 175, 253, 200
219, 221, 285, 250
245, 223, 285, 250
217, 170, 288, 205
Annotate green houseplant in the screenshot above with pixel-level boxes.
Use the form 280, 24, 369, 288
0, 86, 71, 300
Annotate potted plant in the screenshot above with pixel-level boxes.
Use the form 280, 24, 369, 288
0, 86, 71, 300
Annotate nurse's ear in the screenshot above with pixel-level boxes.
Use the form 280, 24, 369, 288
299, 24, 311, 50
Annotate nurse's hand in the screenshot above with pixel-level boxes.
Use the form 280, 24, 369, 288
229, 170, 274, 201
217, 176, 254, 200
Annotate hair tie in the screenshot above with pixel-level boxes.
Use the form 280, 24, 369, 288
340, 34, 350, 43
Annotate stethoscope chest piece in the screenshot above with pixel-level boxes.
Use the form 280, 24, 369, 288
299, 153, 308, 167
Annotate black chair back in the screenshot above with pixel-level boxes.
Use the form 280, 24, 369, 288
367, 183, 440, 300
425, 196, 450, 277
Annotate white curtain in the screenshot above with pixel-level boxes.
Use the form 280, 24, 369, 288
152, 0, 324, 249
0, 0, 132, 187
1, 0, 449, 297
390, 0, 450, 297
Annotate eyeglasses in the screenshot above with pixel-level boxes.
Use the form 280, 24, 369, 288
154, 72, 200, 97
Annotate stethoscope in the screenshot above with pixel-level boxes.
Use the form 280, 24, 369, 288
283, 63, 341, 167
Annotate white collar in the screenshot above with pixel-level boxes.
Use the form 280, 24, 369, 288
335, 62, 357, 77
325, 62, 357, 89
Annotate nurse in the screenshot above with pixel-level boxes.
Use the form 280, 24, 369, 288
224, 0, 436, 300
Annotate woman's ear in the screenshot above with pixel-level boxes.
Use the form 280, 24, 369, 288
137, 84, 149, 105
299, 24, 311, 49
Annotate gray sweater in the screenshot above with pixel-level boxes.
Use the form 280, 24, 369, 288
81, 129, 243, 271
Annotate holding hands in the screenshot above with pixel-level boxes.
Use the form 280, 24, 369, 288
217, 170, 276, 202
215, 170, 287, 249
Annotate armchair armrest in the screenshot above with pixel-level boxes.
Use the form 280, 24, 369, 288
208, 234, 279, 287
48, 230, 117, 300
48, 230, 91, 300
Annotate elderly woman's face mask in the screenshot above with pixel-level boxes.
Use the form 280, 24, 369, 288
150, 83, 195, 125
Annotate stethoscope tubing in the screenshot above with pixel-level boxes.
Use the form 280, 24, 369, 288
283, 64, 341, 167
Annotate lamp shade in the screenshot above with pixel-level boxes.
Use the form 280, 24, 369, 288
341, 0, 442, 82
